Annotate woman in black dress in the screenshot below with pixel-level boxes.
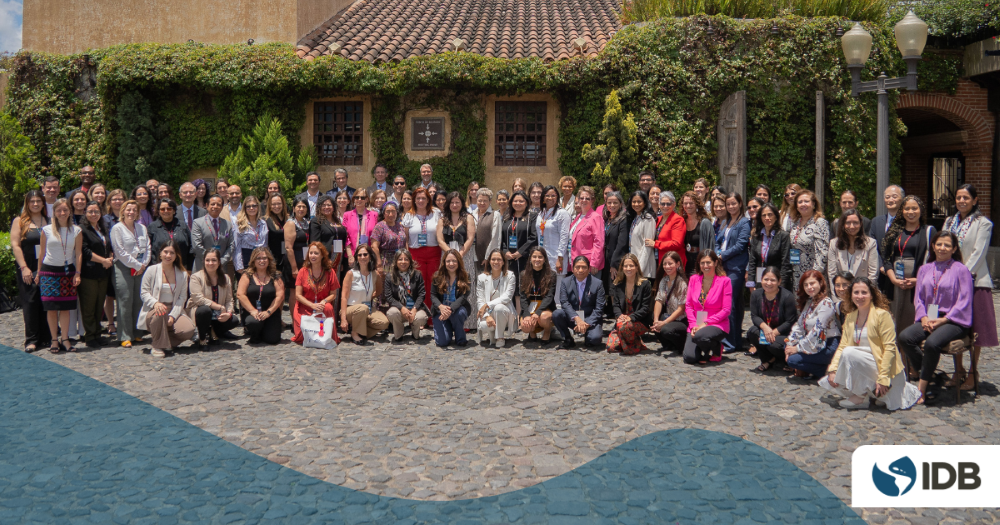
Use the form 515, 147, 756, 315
285, 197, 311, 292
501, 191, 538, 315
881, 195, 935, 338
236, 246, 285, 344
601, 191, 631, 316
10, 190, 50, 352
148, 199, 193, 268
264, 193, 290, 298
310, 195, 348, 278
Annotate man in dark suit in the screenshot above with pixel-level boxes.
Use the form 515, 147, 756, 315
295, 172, 324, 218
553, 256, 605, 348
177, 182, 206, 229
868, 185, 905, 293
412, 163, 435, 191
830, 189, 871, 236
325, 168, 355, 207
190, 194, 234, 272
366, 164, 391, 197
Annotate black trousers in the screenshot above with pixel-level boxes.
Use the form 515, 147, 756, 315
897, 321, 969, 382
682, 326, 727, 364
17, 272, 50, 347
746, 325, 787, 364
656, 321, 688, 352
242, 310, 282, 344
194, 305, 240, 340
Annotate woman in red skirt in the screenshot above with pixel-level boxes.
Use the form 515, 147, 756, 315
402, 188, 442, 309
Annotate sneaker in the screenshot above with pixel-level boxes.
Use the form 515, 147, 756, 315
151, 349, 166, 358
475, 330, 483, 346
839, 397, 870, 409
495, 338, 505, 348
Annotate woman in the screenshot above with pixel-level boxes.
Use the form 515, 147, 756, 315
79, 200, 113, 348
283, 198, 311, 290
518, 248, 556, 343
233, 195, 268, 274
68, 190, 88, 225
371, 201, 407, 273
820, 277, 921, 410
941, 184, 995, 390
193, 179, 211, 209
511, 178, 527, 195
137, 241, 195, 357
344, 189, 378, 267
628, 191, 657, 279
382, 249, 429, 341
399, 190, 414, 216
496, 189, 510, 218
710, 194, 729, 240
148, 199, 192, 269
339, 244, 389, 344
437, 192, 478, 330
369, 189, 387, 212
237, 246, 285, 345
536, 186, 571, 274
476, 249, 517, 347
12, 191, 51, 352
558, 176, 577, 215
568, 187, 605, 278
827, 209, 878, 289
680, 191, 715, 277
882, 195, 934, 337
37, 199, 83, 353
131, 186, 154, 226
785, 270, 841, 378
310, 195, 348, 277
648, 186, 662, 217
527, 182, 544, 214
832, 271, 855, 330
264, 194, 290, 296
692, 178, 709, 214
110, 200, 150, 348
433, 191, 448, 214
502, 191, 538, 312
403, 188, 441, 309
266, 181, 282, 200
606, 254, 653, 355
466, 182, 480, 214
87, 183, 108, 215
747, 267, 798, 371
186, 249, 239, 346
715, 192, 751, 352
897, 231, 974, 404
779, 183, 801, 231
745, 197, 763, 232
682, 250, 731, 365
747, 203, 792, 292
753, 184, 772, 205
651, 252, 688, 353
292, 242, 341, 346
430, 249, 471, 347
788, 189, 830, 294
103, 189, 125, 231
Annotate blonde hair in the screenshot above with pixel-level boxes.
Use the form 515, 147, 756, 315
558, 175, 577, 190
48, 199, 73, 243
236, 195, 261, 232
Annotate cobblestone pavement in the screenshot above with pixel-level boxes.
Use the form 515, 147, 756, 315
3, 295, 999, 525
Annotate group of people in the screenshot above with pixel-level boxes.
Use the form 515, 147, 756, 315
11, 164, 995, 409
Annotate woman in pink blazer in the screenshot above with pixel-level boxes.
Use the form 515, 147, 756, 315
343, 189, 379, 266
568, 186, 605, 274
683, 250, 732, 364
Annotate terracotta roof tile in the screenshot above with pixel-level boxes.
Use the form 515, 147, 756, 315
296, 0, 621, 62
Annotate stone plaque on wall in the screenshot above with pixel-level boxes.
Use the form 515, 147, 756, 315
411, 117, 445, 150
717, 91, 746, 198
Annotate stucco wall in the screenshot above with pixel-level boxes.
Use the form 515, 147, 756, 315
22, 0, 352, 54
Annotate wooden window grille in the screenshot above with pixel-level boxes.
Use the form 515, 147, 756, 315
314, 102, 364, 166
494, 102, 546, 166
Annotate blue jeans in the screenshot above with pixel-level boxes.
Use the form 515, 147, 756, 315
786, 336, 841, 377
722, 271, 745, 352
433, 306, 469, 347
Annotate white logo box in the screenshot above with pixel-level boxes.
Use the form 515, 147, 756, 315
852, 445, 1000, 507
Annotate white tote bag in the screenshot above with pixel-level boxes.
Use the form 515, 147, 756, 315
301, 315, 337, 349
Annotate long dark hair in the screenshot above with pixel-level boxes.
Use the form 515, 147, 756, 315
482, 248, 509, 275
433, 249, 470, 295
18, 189, 49, 234
845, 276, 890, 313
84, 201, 108, 237
315, 195, 339, 225
352, 244, 377, 272
520, 247, 555, 297
440, 192, 468, 229
835, 209, 869, 250
602, 191, 628, 225
929, 231, 963, 263
882, 195, 926, 258
754, 202, 780, 239
956, 183, 979, 215
131, 185, 154, 215
159, 239, 188, 273
541, 185, 560, 212
505, 191, 530, 221
388, 249, 417, 285
697, 250, 726, 277
629, 190, 653, 221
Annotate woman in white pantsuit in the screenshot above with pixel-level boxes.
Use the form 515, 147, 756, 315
475, 249, 517, 347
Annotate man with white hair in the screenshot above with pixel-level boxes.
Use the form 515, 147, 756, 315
413, 164, 435, 191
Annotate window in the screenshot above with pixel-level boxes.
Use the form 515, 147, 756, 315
314, 102, 363, 166
930, 156, 963, 222
495, 102, 546, 166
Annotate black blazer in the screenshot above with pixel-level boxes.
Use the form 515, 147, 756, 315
382, 270, 429, 317
610, 279, 653, 326
501, 212, 538, 258
148, 219, 193, 269
603, 217, 630, 272
177, 204, 206, 230
748, 287, 798, 334
79, 224, 113, 281
557, 274, 605, 327
309, 218, 346, 263
746, 229, 793, 292
430, 277, 470, 317
518, 270, 557, 317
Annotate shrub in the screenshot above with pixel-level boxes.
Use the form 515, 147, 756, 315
581, 91, 641, 195
217, 117, 316, 200
0, 232, 17, 298
115, 91, 169, 190
621, 0, 891, 23
0, 112, 39, 228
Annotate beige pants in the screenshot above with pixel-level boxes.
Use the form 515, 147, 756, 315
145, 304, 196, 350
344, 304, 389, 337
385, 307, 428, 339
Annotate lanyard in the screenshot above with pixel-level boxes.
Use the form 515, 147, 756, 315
509, 216, 519, 238
58, 227, 72, 265
799, 301, 815, 332
253, 274, 270, 307
931, 260, 952, 304
359, 272, 372, 299
539, 208, 554, 237
854, 309, 870, 345
295, 218, 309, 243
761, 229, 774, 260
125, 223, 143, 257
761, 294, 779, 326
897, 230, 917, 256
490, 275, 502, 302
791, 218, 810, 245
417, 214, 429, 234
630, 216, 641, 238
253, 220, 261, 245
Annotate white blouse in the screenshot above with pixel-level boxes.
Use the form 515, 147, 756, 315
535, 207, 570, 271
402, 210, 441, 248
347, 271, 376, 306
41, 225, 81, 267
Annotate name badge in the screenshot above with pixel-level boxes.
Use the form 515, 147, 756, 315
405, 297, 415, 308
894, 259, 905, 280
789, 248, 801, 264
363, 301, 372, 313
417, 233, 428, 246
137, 251, 147, 263
927, 304, 939, 320
256, 300, 263, 310
333, 240, 343, 253
212, 309, 220, 320
34, 245, 40, 258
280, 243, 286, 255
509, 234, 518, 246
538, 234, 544, 247
359, 234, 369, 246
759, 330, 769, 344
213, 245, 221, 251
529, 300, 540, 314
696, 311, 707, 325
302, 247, 309, 260
756, 267, 765, 284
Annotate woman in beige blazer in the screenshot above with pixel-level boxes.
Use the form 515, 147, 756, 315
826, 209, 878, 288
186, 249, 239, 346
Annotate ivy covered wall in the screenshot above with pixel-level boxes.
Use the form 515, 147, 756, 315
3, 16, 963, 217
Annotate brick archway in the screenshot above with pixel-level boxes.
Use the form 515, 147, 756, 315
897, 92, 993, 154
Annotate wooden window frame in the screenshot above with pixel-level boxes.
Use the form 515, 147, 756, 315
494, 101, 547, 167
314, 101, 364, 166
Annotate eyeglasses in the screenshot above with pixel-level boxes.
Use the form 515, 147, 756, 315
578, 196, 593, 201
354, 196, 366, 200
393, 181, 406, 186
784, 192, 796, 197
357, 253, 370, 257
246, 204, 259, 209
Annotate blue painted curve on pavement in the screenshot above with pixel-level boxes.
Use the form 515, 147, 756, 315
0, 344, 864, 524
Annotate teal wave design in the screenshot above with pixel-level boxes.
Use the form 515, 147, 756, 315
0, 344, 864, 523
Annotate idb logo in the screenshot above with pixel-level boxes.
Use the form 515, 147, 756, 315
872, 456, 917, 497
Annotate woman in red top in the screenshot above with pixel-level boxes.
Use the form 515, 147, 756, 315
292, 241, 341, 345
654, 191, 685, 268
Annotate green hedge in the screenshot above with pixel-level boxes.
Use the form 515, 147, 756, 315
0, 232, 17, 299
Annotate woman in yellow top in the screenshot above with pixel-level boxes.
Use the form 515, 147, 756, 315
819, 277, 921, 410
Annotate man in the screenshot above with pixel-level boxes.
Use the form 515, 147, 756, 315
325, 168, 355, 204
412, 164, 434, 191
553, 256, 605, 348
387, 175, 407, 205
869, 184, 905, 293
191, 194, 233, 272
295, 172, 324, 218
654, 191, 686, 267
466, 181, 480, 214
638, 171, 655, 194
178, 182, 206, 231
830, 189, 871, 236
216, 178, 229, 198
69, 166, 96, 196
221, 184, 243, 224
157, 183, 173, 202
42, 176, 60, 217
366, 164, 390, 196
146, 179, 160, 199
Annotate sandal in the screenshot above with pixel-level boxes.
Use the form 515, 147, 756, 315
49, 341, 60, 354
24, 344, 36, 353
62, 338, 76, 353
753, 360, 774, 372
107, 328, 117, 339
121, 340, 132, 348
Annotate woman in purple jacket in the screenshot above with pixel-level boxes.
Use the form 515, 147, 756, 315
683, 250, 732, 365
